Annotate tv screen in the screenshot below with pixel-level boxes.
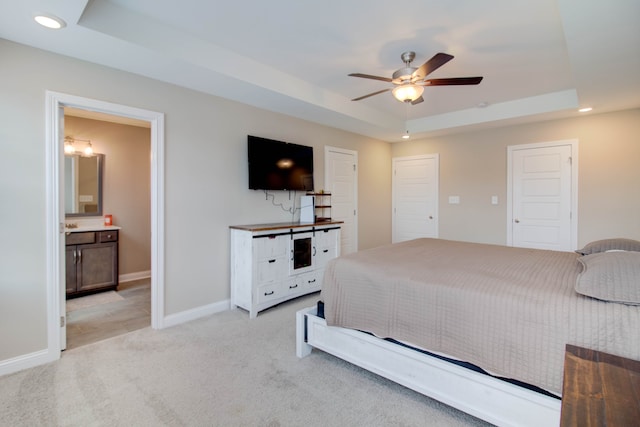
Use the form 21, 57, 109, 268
248, 135, 314, 191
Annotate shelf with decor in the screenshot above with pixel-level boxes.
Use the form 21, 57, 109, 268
306, 192, 332, 222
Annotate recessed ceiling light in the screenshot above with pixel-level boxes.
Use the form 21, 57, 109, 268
578, 107, 593, 113
34, 14, 66, 30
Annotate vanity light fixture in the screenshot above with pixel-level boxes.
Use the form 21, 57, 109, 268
64, 136, 95, 156
34, 14, 66, 29
64, 139, 75, 154
578, 107, 593, 113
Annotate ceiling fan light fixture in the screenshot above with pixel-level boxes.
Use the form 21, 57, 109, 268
392, 84, 424, 103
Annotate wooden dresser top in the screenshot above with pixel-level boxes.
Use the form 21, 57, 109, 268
230, 221, 343, 232
560, 344, 640, 426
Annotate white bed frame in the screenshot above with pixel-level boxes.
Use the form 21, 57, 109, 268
296, 306, 561, 427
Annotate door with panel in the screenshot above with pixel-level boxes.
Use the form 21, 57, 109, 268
392, 154, 439, 243
325, 146, 357, 255
508, 141, 577, 251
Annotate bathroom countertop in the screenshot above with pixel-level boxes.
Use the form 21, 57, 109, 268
65, 225, 122, 233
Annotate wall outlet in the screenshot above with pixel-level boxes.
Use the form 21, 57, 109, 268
491, 196, 498, 205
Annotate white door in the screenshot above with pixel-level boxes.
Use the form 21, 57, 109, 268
392, 154, 439, 243
324, 146, 357, 255
58, 105, 67, 350
508, 140, 577, 251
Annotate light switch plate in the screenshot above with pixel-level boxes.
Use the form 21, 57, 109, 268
491, 196, 498, 205
448, 196, 460, 204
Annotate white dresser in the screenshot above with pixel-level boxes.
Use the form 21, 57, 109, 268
230, 221, 342, 318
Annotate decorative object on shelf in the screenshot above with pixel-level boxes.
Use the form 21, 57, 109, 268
299, 196, 315, 223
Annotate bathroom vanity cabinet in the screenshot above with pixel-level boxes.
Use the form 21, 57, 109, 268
66, 229, 119, 297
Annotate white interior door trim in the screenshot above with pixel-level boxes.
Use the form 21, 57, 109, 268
506, 139, 578, 250
45, 91, 166, 361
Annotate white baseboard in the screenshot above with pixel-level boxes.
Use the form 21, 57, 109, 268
0, 348, 58, 377
119, 270, 151, 283
161, 299, 230, 329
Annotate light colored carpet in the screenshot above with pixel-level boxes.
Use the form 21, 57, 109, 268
0, 294, 491, 426
66, 291, 125, 312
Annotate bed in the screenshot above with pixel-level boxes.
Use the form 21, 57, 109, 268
296, 238, 640, 426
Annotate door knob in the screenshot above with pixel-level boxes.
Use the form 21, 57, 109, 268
514, 219, 520, 223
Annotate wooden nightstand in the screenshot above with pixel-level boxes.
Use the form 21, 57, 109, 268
560, 344, 640, 426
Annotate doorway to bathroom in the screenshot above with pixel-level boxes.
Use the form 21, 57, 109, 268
63, 109, 152, 349
45, 91, 165, 355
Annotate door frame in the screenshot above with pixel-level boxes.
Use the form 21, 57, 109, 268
324, 146, 358, 254
506, 139, 578, 250
45, 91, 165, 358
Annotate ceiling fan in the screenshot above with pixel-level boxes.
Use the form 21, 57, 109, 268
349, 51, 483, 105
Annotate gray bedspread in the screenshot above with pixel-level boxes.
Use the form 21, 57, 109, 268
321, 238, 640, 394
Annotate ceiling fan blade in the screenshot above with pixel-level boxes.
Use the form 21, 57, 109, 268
411, 96, 424, 105
348, 73, 393, 83
423, 77, 483, 86
412, 52, 454, 80
351, 88, 391, 101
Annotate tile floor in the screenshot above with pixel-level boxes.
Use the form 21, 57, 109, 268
65, 278, 151, 350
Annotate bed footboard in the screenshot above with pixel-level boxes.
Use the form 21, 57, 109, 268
296, 306, 561, 427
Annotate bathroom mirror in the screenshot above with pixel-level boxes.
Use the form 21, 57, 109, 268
65, 153, 104, 217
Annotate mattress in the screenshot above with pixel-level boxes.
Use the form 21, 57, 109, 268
321, 238, 640, 394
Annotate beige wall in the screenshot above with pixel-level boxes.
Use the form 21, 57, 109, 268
0, 39, 391, 362
392, 108, 640, 246
64, 116, 152, 277
2, 36, 637, 368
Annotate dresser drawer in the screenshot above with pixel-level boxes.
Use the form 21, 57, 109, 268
256, 282, 283, 304
99, 230, 119, 242
66, 232, 96, 245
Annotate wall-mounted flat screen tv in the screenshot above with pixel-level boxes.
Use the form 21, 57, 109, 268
248, 135, 314, 191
